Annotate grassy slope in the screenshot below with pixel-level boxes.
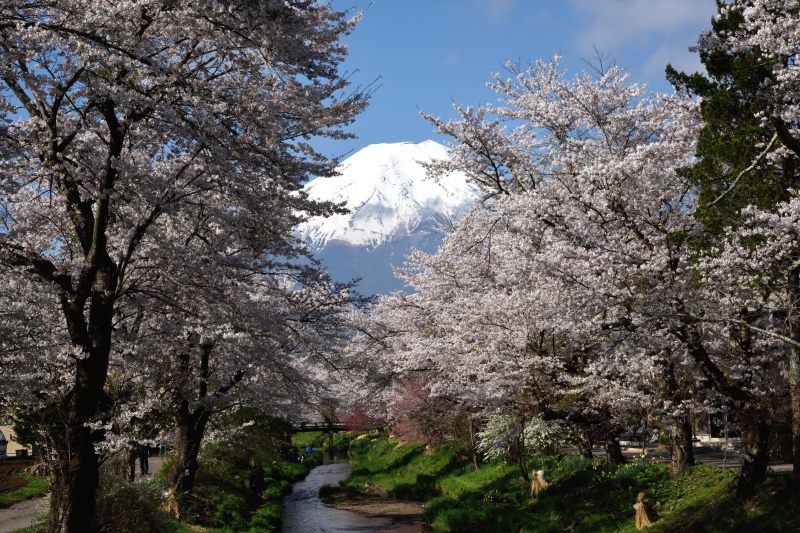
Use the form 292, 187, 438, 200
236, 431, 363, 532
341, 434, 800, 532
177, 444, 323, 533
0, 473, 49, 508
291, 431, 325, 449
7, 431, 333, 533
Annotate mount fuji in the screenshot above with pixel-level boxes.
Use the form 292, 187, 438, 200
298, 140, 477, 295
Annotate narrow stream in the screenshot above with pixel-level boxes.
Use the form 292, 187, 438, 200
281, 463, 423, 532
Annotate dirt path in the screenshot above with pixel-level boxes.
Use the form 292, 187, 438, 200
0, 494, 48, 533
326, 497, 425, 520
133, 455, 164, 481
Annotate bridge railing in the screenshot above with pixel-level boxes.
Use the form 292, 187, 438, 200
292, 422, 347, 432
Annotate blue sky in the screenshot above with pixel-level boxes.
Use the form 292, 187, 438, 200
321, 0, 717, 158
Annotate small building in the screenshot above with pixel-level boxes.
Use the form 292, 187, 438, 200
0, 425, 33, 458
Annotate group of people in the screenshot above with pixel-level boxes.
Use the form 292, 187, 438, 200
127, 443, 150, 482
280, 443, 315, 463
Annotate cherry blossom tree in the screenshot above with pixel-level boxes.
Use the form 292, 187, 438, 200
422, 59, 708, 471
672, 0, 800, 483
731, 0, 800, 144
114, 258, 357, 495
356, 58, 789, 490
726, 0, 800, 483
0, 1, 367, 530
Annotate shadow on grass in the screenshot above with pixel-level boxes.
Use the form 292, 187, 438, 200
344, 437, 799, 533
427, 456, 673, 532
649, 473, 800, 533
348, 441, 469, 500
349, 443, 424, 479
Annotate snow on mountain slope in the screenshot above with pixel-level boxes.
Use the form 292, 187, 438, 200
299, 140, 476, 250
297, 140, 477, 295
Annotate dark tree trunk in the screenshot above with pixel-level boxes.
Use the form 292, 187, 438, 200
788, 266, 800, 483
167, 409, 210, 495
166, 343, 240, 495
514, 434, 529, 482
516, 451, 529, 483
48, 283, 115, 533
468, 417, 481, 470
737, 412, 770, 495
605, 437, 626, 466
668, 417, 695, 477
575, 426, 594, 459
2, 79, 130, 533
48, 424, 100, 533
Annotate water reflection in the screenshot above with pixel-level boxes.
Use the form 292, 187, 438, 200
281, 463, 423, 533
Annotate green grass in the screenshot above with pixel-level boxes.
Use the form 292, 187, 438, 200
341, 436, 800, 532
0, 474, 49, 508
176, 449, 320, 533
291, 431, 325, 448
344, 434, 464, 500
9, 526, 46, 533
5, 422, 334, 532
165, 427, 360, 532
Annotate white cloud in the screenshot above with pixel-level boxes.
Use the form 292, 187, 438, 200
472, 0, 514, 22
568, 0, 716, 83
640, 42, 704, 81
570, 0, 712, 49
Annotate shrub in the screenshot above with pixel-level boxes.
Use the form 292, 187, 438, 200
94, 454, 172, 533
212, 493, 248, 531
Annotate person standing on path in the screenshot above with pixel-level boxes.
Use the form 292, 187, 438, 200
137, 443, 149, 476
249, 461, 266, 502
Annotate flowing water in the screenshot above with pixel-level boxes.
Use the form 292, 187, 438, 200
281, 462, 424, 532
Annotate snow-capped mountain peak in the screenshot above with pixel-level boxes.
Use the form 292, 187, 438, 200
299, 140, 476, 250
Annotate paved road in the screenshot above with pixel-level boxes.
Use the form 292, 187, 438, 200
618, 444, 791, 474
133, 455, 164, 481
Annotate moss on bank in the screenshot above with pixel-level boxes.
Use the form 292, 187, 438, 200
339, 433, 799, 532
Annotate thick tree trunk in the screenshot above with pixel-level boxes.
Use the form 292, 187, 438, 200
166, 343, 240, 495
575, 427, 594, 459
32, 92, 122, 533
668, 417, 695, 477
167, 410, 210, 495
48, 291, 115, 533
47, 424, 100, 533
468, 417, 481, 470
737, 412, 770, 495
605, 437, 625, 466
514, 435, 529, 483
788, 266, 800, 483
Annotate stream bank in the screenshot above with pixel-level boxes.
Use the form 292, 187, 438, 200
281, 462, 425, 532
